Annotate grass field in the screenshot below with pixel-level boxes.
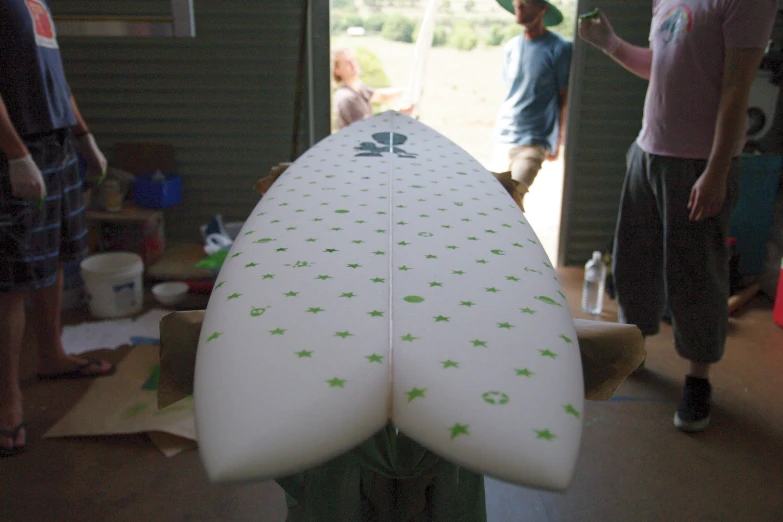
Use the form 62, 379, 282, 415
331, 34, 565, 262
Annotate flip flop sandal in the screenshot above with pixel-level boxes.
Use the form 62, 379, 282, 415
0, 424, 26, 457
36, 358, 117, 381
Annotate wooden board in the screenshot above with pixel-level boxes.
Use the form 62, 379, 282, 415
193, 112, 584, 490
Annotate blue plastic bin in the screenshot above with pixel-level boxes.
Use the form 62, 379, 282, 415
132, 172, 183, 209
730, 154, 782, 276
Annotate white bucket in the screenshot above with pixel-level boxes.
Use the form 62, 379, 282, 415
80, 252, 144, 319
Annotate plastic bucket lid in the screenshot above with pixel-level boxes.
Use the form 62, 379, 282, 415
81, 252, 144, 278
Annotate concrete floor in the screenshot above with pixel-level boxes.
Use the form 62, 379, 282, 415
2, 267, 782, 521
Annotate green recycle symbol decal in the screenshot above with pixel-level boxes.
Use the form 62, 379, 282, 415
482, 391, 510, 405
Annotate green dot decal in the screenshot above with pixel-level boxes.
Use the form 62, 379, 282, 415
335, 209, 349, 214
404, 295, 425, 303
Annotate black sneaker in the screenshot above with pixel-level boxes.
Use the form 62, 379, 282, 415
673, 376, 711, 432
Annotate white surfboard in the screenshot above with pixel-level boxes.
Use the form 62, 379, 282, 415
193, 111, 584, 490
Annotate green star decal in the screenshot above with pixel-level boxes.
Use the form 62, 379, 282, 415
375, 229, 386, 233
207, 332, 222, 342
284, 291, 298, 297
406, 387, 427, 402
467, 236, 479, 241
559, 334, 573, 344
460, 301, 475, 307
215, 281, 225, 289
429, 282, 443, 287
366, 354, 384, 363
506, 276, 520, 282
351, 240, 364, 245
231, 252, 242, 259
306, 307, 325, 314
426, 254, 438, 259
563, 404, 580, 418
270, 328, 286, 335
295, 350, 313, 358
398, 241, 411, 246
327, 377, 346, 388
540, 349, 558, 359
397, 221, 408, 225
535, 429, 557, 441
398, 266, 412, 271
324, 248, 338, 253
305, 238, 317, 242
340, 292, 356, 298
346, 263, 361, 269
401, 333, 418, 342
446, 245, 459, 250
371, 277, 385, 283
520, 308, 536, 315
368, 310, 384, 317
434, 316, 450, 322
449, 423, 470, 439
245, 262, 258, 268
441, 360, 460, 369
512, 242, 524, 248
316, 275, 332, 280
373, 251, 386, 256
452, 270, 465, 276
227, 293, 242, 300
471, 339, 488, 347
485, 287, 500, 293
515, 368, 534, 377
263, 274, 275, 279
335, 331, 354, 339
475, 259, 488, 264
498, 322, 515, 329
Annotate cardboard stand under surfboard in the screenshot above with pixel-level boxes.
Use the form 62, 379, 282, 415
193, 111, 597, 492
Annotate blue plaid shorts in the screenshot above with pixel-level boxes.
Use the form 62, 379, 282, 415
0, 129, 88, 292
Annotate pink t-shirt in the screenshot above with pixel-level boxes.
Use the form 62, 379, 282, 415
636, 0, 777, 159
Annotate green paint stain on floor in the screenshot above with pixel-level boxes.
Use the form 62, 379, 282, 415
141, 365, 160, 391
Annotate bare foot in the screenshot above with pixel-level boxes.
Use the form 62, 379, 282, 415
0, 395, 25, 453
37, 355, 114, 378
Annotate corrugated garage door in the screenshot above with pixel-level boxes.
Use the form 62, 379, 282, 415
559, 0, 652, 266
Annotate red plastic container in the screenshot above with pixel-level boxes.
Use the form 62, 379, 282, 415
774, 258, 783, 328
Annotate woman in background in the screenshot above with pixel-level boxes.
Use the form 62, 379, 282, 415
332, 46, 414, 129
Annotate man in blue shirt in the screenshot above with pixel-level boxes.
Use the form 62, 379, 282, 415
493, 0, 572, 212
1, 0, 114, 456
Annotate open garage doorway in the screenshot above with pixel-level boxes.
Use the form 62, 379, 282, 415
328, 0, 576, 264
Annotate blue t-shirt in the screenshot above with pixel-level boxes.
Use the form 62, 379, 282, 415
0, 0, 76, 136
493, 31, 571, 153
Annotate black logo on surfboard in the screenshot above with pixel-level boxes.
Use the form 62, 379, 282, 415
355, 133, 417, 159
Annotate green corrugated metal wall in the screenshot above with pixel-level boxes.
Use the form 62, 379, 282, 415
51, 0, 309, 242
559, 0, 652, 266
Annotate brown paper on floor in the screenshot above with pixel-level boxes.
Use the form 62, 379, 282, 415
157, 312, 644, 411
44, 344, 196, 457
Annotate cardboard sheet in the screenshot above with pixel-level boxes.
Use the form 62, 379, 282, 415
44, 344, 196, 457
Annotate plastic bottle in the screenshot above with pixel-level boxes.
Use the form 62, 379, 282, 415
582, 250, 607, 315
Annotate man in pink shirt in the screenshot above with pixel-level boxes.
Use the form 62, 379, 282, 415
579, 1, 777, 432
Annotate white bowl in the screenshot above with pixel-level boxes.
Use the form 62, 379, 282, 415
151, 282, 189, 307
